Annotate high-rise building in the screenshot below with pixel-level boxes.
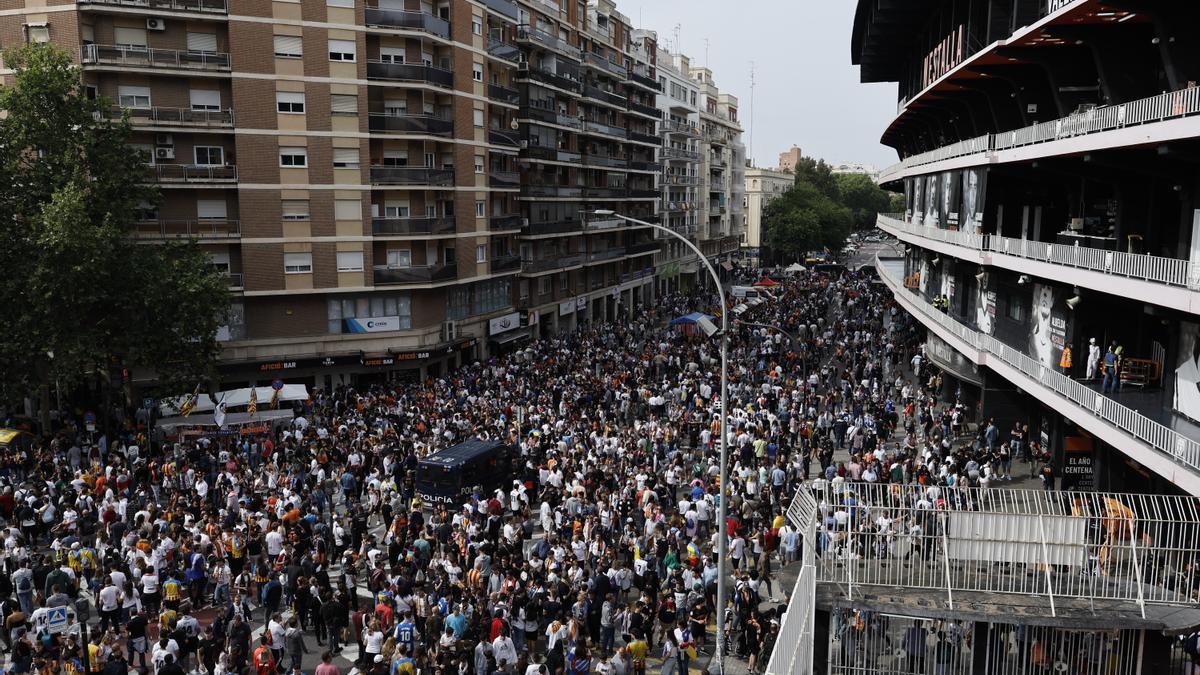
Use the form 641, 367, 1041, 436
742, 167, 792, 264
777, 145, 802, 171
5, 0, 668, 388
690, 66, 744, 263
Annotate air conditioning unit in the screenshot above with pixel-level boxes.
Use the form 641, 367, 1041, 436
146, 18, 166, 31
155, 147, 175, 160
155, 133, 174, 146
441, 320, 458, 342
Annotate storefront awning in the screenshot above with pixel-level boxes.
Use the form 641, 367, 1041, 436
490, 328, 532, 345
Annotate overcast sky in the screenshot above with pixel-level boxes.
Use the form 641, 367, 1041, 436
621, 0, 899, 170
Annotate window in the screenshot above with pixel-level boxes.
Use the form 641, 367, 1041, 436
472, 20, 482, 35
379, 47, 405, 64
190, 89, 220, 111
328, 39, 356, 62
519, 280, 529, 300
332, 148, 360, 169
328, 295, 411, 334
196, 199, 227, 220
279, 147, 307, 167
382, 150, 408, 167
472, 63, 483, 82
283, 252, 312, 274
476, 245, 487, 263
336, 251, 363, 272
25, 24, 50, 44
381, 203, 410, 218
281, 200, 310, 220
194, 146, 224, 166
132, 143, 154, 165
186, 32, 218, 54
473, 109, 484, 127
538, 276, 552, 295
386, 250, 412, 268
273, 35, 302, 58
117, 86, 151, 109
327, 0, 354, 6
475, 201, 486, 218
331, 94, 358, 115
114, 27, 147, 48
276, 91, 305, 114
447, 279, 511, 320
383, 99, 407, 116
559, 273, 569, 291
474, 156, 484, 174
334, 199, 361, 220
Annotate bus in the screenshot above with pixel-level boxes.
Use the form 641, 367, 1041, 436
416, 438, 514, 506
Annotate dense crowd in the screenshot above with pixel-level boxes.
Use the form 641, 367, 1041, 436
0, 265, 970, 675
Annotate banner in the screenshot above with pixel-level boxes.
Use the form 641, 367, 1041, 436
924, 173, 940, 228
345, 316, 403, 333
1174, 321, 1200, 423
941, 170, 960, 229
904, 177, 915, 222
912, 174, 925, 225
488, 311, 521, 335
1061, 436, 1095, 491
1029, 283, 1070, 369
975, 275, 996, 335
961, 168, 987, 232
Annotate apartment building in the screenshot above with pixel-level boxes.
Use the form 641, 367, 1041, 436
690, 66, 744, 262
2, 0, 666, 388
513, 0, 663, 338
742, 166, 792, 264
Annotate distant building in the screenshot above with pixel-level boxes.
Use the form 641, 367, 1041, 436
742, 167, 793, 264
777, 146, 803, 171
831, 162, 880, 179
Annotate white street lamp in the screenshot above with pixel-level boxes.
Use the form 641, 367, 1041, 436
590, 209, 730, 674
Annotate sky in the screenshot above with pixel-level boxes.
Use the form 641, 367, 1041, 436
620, 0, 900, 170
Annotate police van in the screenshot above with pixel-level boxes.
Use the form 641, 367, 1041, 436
416, 438, 514, 506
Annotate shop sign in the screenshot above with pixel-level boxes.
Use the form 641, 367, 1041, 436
345, 316, 402, 333
576, 295, 588, 310
559, 300, 575, 316
489, 311, 521, 335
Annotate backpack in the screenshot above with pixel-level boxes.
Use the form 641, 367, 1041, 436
16, 573, 32, 594
1184, 631, 1200, 659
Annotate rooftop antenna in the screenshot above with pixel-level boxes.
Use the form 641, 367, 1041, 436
749, 60, 756, 167
673, 23, 681, 57
704, 37, 710, 67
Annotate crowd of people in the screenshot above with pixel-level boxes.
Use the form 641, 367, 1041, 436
0, 263, 982, 675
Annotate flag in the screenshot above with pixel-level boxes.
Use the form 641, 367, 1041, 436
213, 398, 227, 429
270, 386, 281, 409
179, 383, 201, 417
247, 388, 258, 418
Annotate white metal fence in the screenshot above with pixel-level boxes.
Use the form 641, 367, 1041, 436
765, 488, 820, 675
876, 254, 1200, 479
878, 214, 1196, 288
881, 87, 1200, 180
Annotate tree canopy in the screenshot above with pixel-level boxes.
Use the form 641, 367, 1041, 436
0, 44, 231, 403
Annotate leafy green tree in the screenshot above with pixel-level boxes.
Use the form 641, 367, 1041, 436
835, 172, 893, 230
791, 156, 839, 200
0, 44, 230, 421
763, 181, 852, 261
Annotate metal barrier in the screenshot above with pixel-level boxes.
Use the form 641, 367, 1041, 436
875, 255, 1200, 479
878, 214, 1196, 288
765, 488, 820, 675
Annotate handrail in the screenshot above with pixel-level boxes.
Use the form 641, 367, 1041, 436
82, 44, 230, 70
882, 87, 1200, 179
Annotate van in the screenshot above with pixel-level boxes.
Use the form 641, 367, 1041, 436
730, 286, 775, 301
416, 438, 515, 506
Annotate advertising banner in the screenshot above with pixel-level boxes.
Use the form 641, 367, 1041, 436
488, 311, 521, 336
904, 177, 915, 222
1029, 283, 1071, 369
345, 316, 402, 333
1174, 321, 1200, 423
559, 300, 575, 316
942, 170, 961, 229
961, 168, 988, 232
1061, 435, 1095, 491
924, 173, 941, 228
913, 174, 925, 225
975, 275, 996, 336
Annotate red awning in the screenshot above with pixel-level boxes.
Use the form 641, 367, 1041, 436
753, 278, 780, 287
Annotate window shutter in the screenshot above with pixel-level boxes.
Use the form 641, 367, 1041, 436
334, 199, 361, 220
187, 32, 218, 53
333, 148, 360, 167
114, 27, 147, 47
331, 94, 358, 114
281, 200, 310, 220
196, 199, 227, 220
189, 90, 221, 110
273, 35, 303, 57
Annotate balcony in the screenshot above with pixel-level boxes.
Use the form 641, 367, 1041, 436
582, 119, 627, 139
625, 242, 661, 256
584, 217, 624, 231
661, 147, 700, 161
373, 263, 457, 285
627, 100, 662, 119
709, 156, 727, 169
149, 164, 237, 183
366, 61, 453, 88
523, 67, 581, 93
488, 169, 520, 188
516, 24, 581, 60
82, 44, 230, 71
523, 255, 584, 273
371, 216, 456, 236
586, 248, 624, 263
524, 184, 582, 198
481, 0, 518, 21
368, 113, 453, 136
582, 187, 627, 199
136, 219, 240, 238
626, 67, 662, 91
526, 220, 584, 235
628, 160, 662, 172
626, 188, 659, 199
108, 105, 233, 127
627, 130, 660, 146
661, 120, 697, 136
369, 166, 454, 186
581, 154, 626, 168
491, 253, 522, 273
487, 129, 521, 147
582, 84, 626, 107
225, 272, 244, 289
661, 174, 699, 186
489, 214, 524, 231
364, 7, 450, 38
876, 255, 1200, 494
487, 83, 520, 105
583, 51, 627, 78
78, 0, 227, 14
486, 39, 521, 64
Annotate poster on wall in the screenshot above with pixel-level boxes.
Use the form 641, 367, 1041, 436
924, 174, 940, 228
918, 257, 930, 296
975, 276, 996, 335
1173, 321, 1200, 423
905, 177, 915, 222
1061, 436, 1095, 491
1029, 283, 1070, 369
942, 170, 961, 229
939, 261, 954, 302
913, 175, 925, 225
961, 168, 988, 232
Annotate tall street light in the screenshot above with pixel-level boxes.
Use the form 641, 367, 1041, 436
589, 209, 730, 674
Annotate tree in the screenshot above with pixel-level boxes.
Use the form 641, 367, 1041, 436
0, 44, 231, 419
763, 180, 852, 261
835, 172, 893, 231
791, 156, 839, 200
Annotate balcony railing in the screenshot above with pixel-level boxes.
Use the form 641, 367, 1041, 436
524, 184, 582, 198
661, 174, 699, 186
136, 219, 240, 238
489, 214, 524, 230
661, 119, 697, 135
78, 0, 227, 14
626, 188, 659, 199
581, 154, 625, 168
488, 170, 520, 188
625, 242, 661, 256
488, 129, 521, 147
487, 83, 520, 104
582, 119, 626, 138
582, 83, 626, 107
583, 51, 627, 77
878, 214, 1196, 289
628, 160, 662, 172
150, 164, 237, 182
877, 255, 1200, 479
109, 105, 233, 127
881, 87, 1200, 180
628, 100, 662, 119
526, 220, 584, 235
364, 7, 450, 38
481, 0, 518, 21
491, 253, 522, 273
369, 166, 455, 186
523, 67, 581, 93
523, 254, 584, 272
373, 264, 457, 285
368, 113, 453, 136
486, 39, 521, 63
586, 248, 624, 263
661, 147, 700, 161
371, 216, 456, 236
82, 44, 230, 71
225, 272, 244, 288
366, 61, 453, 88
628, 130, 660, 145
626, 68, 661, 91
516, 24, 581, 60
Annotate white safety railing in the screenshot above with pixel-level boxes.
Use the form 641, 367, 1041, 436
765, 488, 820, 675
881, 87, 1200, 179
878, 214, 1196, 289
876, 254, 1200, 477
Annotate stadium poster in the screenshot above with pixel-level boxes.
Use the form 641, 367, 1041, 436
1029, 283, 1071, 369
942, 170, 961, 229
913, 174, 925, 225
924, 173, 940, 228
1173, 321, 1200, 423
961, 168, 988, 232
904, 177, 914, 222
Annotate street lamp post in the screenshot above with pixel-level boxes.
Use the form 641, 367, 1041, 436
590, 210, 729, 674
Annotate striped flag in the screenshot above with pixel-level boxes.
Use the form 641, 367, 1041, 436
247, 388, 258, 417
270, 386, 281, 409
179, 383, 201, 417
213, 398, 227, 428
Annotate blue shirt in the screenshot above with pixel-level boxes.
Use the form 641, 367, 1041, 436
394, 620, 416, 650
446, 612, 468, 638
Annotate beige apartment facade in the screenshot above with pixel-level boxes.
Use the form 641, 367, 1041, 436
742, 166, 792, 264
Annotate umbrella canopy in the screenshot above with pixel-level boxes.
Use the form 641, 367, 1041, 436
785, 263, 807, 273
668, 311, 716, 326
753, 278, 780, 287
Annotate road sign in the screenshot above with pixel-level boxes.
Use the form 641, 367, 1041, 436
47, 607, 68, 635
83, 411, 96, 433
